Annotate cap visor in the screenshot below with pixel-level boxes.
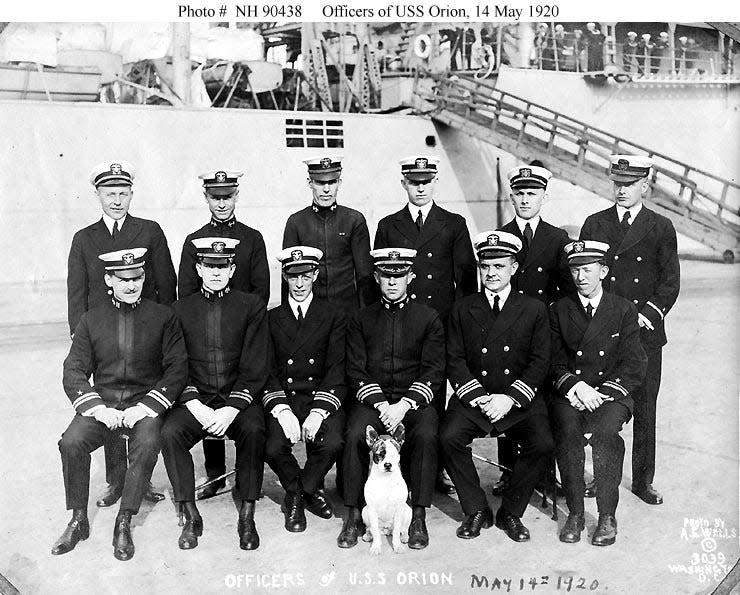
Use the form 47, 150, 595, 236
403, 172, 436, 182
205, 186, 238, 196
309, 172, 341, 182
609, 172, 645, 183
200, 256, 233, 265
110, 266, 144, 278
96, 178, 132, 187
568, 255, 604, 266
510, 181, 547, 190
283, 263, 317, 274
375, 265, 411, 276
477, 249, 517, 260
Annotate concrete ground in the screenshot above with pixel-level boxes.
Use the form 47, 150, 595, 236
0, 260, 738, 595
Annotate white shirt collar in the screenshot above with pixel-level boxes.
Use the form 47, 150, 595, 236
484, 283, 512, 309
577, 287, 603, 311
102, 213, 126, 235
616, 202, 642, 223
515, 215, 540, 235
407, 200, 434, 224
288, 293, 313, 320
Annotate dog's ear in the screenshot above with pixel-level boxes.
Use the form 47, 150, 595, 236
366, 425, 379, 448
391, 423, 405, 447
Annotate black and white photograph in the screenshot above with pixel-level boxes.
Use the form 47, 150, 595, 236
0, 3, 738, 593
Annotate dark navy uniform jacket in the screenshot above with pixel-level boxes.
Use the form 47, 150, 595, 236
446, 291, 551, 434
282, 205, 375, 313
63, 298, 187, 416
549, 291, 647, 413
67, 216, 177, 335
173, 288, 269, 410
262, 298, 347, 417
178, 218, 270, 304
374, 203, 477, 321
499, 218, 574, 303
346, 298, 445, 410
580, 205, 680, 348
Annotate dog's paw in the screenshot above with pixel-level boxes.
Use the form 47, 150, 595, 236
400, 531, 409, 544
369, 543, 381, 556
362, 530, 373, 542
392, 542, 404, 553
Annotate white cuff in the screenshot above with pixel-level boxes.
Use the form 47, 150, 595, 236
272, 404, 292, 418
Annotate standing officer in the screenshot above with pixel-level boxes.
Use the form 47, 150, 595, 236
263, 246, 346, 533
374, 155, 476, 494
440, 231, 553, 543
282, 156, 375, 315
162, 237, 269, 551
549, 240, 647, 546
67, 160, 176, 507
178, 170, 270, 499
580, 155, 680, 505
492, 161, 574, 495
54, 248, 187, 560
337, 248, 445, 550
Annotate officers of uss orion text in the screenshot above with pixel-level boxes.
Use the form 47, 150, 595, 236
56, 153, 676, 559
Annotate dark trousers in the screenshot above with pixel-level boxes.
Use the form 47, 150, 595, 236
160, 404, 265, 502
632, 347, 662, 487
265, 409, 345, 495
203, 439, 226, 479
342, 403, 438, 508
440, 411, 554, 517
104, 432, 127, 486
550, 400, 631, 516
495, 435, 517, 474
59, 415, 161, 513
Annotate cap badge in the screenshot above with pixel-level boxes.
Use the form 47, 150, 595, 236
215, 171, 227, 183
573, 241, 585, 253
487, 234, 499, 246
415, 158, 428, 169
389, 250, 400, 260
212, 241, 225, 253
122, 253, 134, 265
617, 159, 629, 171
110, 163, 122, 174
520, 167, 531, 177
320, 158, 332, 169
291, 249, 303, 261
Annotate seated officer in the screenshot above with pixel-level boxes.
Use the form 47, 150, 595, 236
549, 240, 647, 546
338, 248, 445, 550
263, 246, 346, 532
161, 238, 270, 551
441, 231, 553, 543
54, 248, 187, 561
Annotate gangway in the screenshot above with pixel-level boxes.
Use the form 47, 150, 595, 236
414, 73, 740, 261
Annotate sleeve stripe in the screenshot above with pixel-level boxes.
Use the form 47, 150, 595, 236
315, 392, 341, 409
409, 382, 434, 404
357, 383, 383, 402
402, 396, 418, 410
147, 391, 171, 409
231, 390, 252, 398
457, 379, 484, 398
183, 385, 199, 394
646, 301, 664, 320
73, 393, 100, 408
602, 381, 628, 396
262, 391, 285, 406
555, 372, 576, 390
511, 380, 535, 402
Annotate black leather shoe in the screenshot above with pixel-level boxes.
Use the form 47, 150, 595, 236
632, 484, 663, 505
435, 470, 456, 495
143, 482, 165, 503
237, 504, 260, 550
51, 510, 89, 555
491, 472, 511, 496
592, 514, 617, 546
584, 479, 596, 498
96, 484, 123, 507
337, 516, 365, 548
456, 507, 493, 539
112, 511, 135, 561
283, 492, 307, 532
559, 512, 585, 543
408, 518, 429, 549
495, 508, 530, 542
304, 489, 333, 519
198, 478, 226, 500
178, 503, 203, 550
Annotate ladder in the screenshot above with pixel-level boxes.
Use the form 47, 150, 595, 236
415, 73, 740, 260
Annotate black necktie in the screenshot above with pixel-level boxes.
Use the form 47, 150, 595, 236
415, 210, 424, 231
523, 222, 533, 249
620, 210, 631, 234
585, 302, 594, 318
112, 220, 119, 239
492, 294, 500, 315
297, 305, 304, 323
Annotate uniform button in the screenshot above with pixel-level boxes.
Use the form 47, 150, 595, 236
427, 252, 433, 258
287, 378, 293, 383
427, 274, 433, 280
309, 358, 315, 364
427, 295, 432, 299
308, 377, 313, 381
598, 371, 603, 376
599, 350, 605, 356
503, 345, 510, 352
633, 299, 639, 304
503, 369, 510, 375
636, 256, 642, 262
575, 369, 581, 375
411, 294, 417, 299
610, 276, 616, 282
576, 350, 583, 356
614, 255, 619, 261
482, 347, 488, 354
518, 290, 524, 294
537, 289, 543, 294
634, 278, 639, 283
481, 370, 488, 376
287, 359, 293, 365
291, 391, 296, 396
537, 267, 543, 272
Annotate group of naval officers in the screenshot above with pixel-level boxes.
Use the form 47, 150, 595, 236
53, 151, 680, 561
